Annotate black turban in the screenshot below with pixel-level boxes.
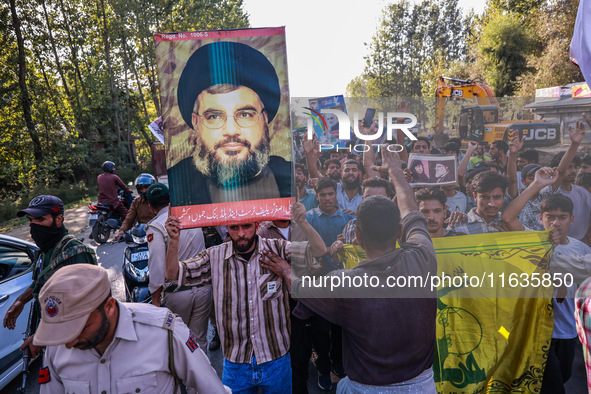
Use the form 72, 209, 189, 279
177, 41, 281, 129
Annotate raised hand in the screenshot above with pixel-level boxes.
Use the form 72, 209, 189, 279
302, 138, 315, 154
376, 148, 403, 172
403, 168, 414, 183
165, 216, 181, 240
466, 141, 478, 154
292, 202, 307, 225
397, 100, 410, 113
568, 116, 587, 144
509, 135, 525, 154
533, 167, 558, 187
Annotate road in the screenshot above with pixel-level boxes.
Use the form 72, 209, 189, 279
1, 221, 335, 393
0, 206, 588, 393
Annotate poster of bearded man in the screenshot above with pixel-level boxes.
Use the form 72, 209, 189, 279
154, 28, 293, 228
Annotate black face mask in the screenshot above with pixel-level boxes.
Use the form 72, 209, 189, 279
30, 222, 66, 253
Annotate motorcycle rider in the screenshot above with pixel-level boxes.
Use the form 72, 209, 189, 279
97, 161, 132, 220
115, 173, 156, 242
3, 195, 97, 347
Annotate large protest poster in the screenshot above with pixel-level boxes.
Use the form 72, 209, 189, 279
342, 231, 554, 393
154, 28, 292, 228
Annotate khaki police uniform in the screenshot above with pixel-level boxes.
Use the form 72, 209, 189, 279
146, 208, 213, 350
40, 302, 227, 394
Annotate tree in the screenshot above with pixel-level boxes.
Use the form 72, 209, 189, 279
516, 0, 583, 95
351, 0, 472, 98
0, 0, 250, 199
476, 12, 533, 96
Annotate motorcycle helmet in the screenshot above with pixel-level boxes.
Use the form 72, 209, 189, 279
102, 161, 116, 173
134, 173, 156, 197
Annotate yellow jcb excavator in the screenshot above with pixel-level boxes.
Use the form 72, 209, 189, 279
433, 76, 560, 147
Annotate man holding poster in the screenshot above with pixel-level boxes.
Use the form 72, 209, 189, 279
154, 28, 292, 227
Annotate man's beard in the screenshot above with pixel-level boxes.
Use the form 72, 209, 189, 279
190, 126, 271, 187
233, 234, 257, 253
76, 307, 110, 350
342, 175, 360, 190
328, 172, 341, 182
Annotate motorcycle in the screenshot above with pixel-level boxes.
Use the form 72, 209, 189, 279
122, 224, 151, 303
88, 190, 133, 244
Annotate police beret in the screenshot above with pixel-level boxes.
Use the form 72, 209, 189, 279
177, 41, 281, 129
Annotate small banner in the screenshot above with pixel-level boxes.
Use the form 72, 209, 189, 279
153, 28, 292, 228
306, 95, 349, 148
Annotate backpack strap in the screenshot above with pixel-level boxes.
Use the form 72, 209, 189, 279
39, 236, 96, 279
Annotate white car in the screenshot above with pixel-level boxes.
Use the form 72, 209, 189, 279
0, 234, 38, 391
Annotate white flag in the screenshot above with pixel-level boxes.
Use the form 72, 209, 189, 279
571, 0, 591, 85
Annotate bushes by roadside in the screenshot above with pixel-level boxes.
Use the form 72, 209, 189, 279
0, 163, 152, 225
0, 182, 97, 223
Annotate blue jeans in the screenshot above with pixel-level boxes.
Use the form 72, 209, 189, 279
222, 353, 292, 394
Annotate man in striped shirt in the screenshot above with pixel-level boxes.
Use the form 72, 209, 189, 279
165, 219, 296, 393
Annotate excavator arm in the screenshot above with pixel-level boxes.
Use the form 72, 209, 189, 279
434, 76, 499, 133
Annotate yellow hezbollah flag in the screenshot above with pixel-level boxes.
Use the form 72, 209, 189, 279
343, 231, 554, 393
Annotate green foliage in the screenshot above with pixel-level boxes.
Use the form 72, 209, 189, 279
0, 181, 95, 223
351, 0, 472, 98
0, 0, 249, 202
476, 12, 533, 96
516, 0, 583, 95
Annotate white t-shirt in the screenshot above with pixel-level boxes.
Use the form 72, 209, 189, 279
277, 226, 290, 240
541, 185, 591, 240
552, 237, 591, 339
446, 190, 467, 213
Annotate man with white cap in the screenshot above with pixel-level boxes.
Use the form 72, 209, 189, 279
34, 264, 227, 393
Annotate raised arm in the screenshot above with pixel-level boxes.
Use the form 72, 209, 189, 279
395, 101, 410, 163
458, 141, 478, 189
165, 216, 211, 286
373, 148, 417, 218
507, 135, 524, 199
292, 202, 327, 257
360, 120, 379, 178
501, 167, 557, 231
165, 216, 182, 280
303, 137, 322, 179
551, 115, 589, 190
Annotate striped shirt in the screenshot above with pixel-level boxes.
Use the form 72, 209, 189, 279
176, 236, 291, 364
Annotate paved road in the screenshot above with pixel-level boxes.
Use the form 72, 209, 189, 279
0, 204, 588, 393
1, 211, 335, 393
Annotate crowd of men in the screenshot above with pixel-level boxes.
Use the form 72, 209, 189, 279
7, 108, 591, 392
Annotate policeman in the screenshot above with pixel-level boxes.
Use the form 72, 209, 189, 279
33, 264, 228, 393
115, 173, 157, 241
3, 195, 96, 331
145, 183, 218, 351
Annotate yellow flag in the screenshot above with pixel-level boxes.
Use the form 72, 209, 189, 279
344, 231, 555, 393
